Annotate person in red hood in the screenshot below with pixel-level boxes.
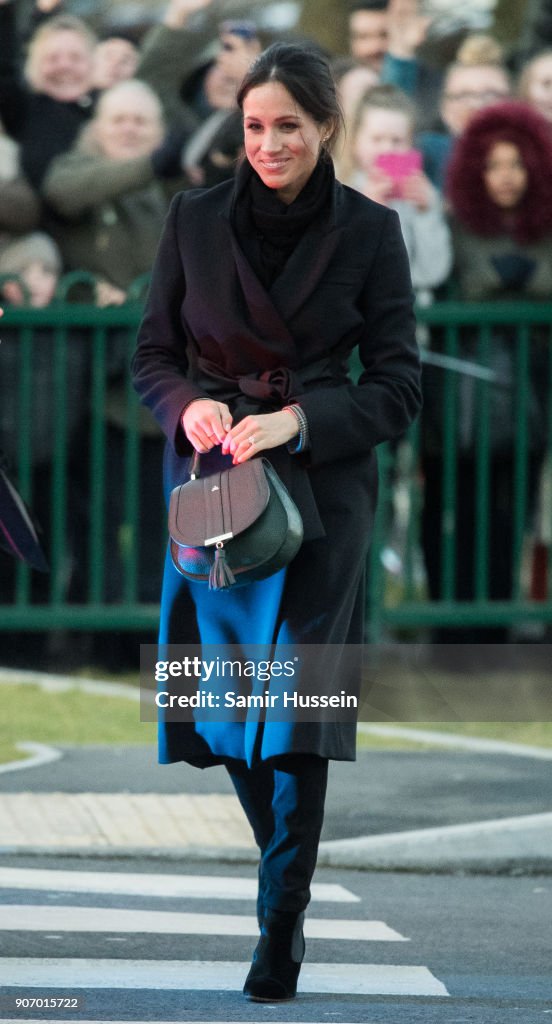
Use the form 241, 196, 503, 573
421, 101, 552, 642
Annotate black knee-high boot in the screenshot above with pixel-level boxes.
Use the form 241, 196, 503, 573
226, 754, 328, 1001
243, 908, 305, 1002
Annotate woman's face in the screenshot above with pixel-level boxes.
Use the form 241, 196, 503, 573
483, 141, 528, 209
524, 54, 552, 122
353, 107, 411, 174
243, 81, 328, 204
32, 29, 94, 102
94, 89, 164, 162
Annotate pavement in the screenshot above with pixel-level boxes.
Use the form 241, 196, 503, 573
1, 668, 552, 875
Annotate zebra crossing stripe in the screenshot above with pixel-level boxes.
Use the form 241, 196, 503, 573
0, 868, 359, 902
0, 958, 450, 996
0, 905, 407, 941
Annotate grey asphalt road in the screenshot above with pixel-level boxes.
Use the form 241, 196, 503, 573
0, 853, 550, 1022
1, 745, 551, 840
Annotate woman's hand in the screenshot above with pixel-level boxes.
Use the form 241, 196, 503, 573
182, 398, 232, 453
387, 0, 431, 60
222, 410, 299, 464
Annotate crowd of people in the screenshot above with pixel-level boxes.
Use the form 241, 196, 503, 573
1, 0, 551, 652
3, 0, 551, 307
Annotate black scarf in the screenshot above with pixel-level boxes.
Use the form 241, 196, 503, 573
232, 156, 334, 289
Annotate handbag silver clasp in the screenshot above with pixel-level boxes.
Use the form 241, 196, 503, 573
204, 531, 234, 547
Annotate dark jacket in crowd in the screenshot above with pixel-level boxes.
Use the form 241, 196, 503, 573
136, 21, 213, 128
0, 1, 96, 188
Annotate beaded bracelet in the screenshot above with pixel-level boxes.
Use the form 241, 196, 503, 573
283, 404, 310, 454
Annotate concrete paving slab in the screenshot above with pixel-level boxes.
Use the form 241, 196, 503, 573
0, 792, 255, 854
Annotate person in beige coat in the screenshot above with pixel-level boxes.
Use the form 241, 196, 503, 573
42, 77, 184, 302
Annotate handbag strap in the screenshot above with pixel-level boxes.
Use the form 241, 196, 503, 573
190, 450, 201, 480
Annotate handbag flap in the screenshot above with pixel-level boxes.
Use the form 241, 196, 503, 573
168, 457, 270, 547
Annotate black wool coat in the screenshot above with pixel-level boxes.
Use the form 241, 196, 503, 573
132, 175, 421, 767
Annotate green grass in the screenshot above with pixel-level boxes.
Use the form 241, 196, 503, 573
1, 683, 154, 765
407, 720, 552, 746
2, 676, 551, 766
357, 720, 552, 750
73, 668, 141, 686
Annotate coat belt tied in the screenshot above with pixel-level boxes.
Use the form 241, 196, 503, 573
193, 354, 350, 542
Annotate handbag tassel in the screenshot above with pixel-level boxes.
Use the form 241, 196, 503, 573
209, 543, 236, 590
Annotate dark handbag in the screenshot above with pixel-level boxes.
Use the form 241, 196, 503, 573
168, 453, 303, 589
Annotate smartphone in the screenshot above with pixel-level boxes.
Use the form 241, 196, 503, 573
374, 150, 422, 198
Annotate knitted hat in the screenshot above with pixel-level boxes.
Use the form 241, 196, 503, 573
0, 232, 62, 277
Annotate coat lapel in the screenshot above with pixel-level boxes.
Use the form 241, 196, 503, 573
224, 221, 298, 366
218, 180, 345, 363
269, 217, 343, 323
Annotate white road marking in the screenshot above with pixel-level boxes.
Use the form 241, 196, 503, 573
0, 867, 358, 903
322, 810, 552, 851
0, 958, 449, 996
0, 906, 406, 941
0, 742, 62, 775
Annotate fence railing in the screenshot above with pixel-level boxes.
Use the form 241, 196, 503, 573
363, 302, 552, 639
1, 298, 551, 639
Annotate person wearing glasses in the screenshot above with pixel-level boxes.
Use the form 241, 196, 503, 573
418, 59, 511, 191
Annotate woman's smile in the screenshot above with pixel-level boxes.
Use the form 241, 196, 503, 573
243, 80, 327, 204
259, 158, 290, 170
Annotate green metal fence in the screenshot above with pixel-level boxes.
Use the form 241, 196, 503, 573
365, 302, 552, 639
1, 297, 551, 638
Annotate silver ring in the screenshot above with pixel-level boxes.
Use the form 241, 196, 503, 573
248, 435, 256, 445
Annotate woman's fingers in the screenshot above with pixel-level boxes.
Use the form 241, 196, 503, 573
231, 432, 257, 463
223, 412, 298, 463
184, 407, 298, 459
190, 424, 214, 453
182, 399, 232, 451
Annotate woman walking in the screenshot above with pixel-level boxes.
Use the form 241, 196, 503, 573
132, 42, 421, 1002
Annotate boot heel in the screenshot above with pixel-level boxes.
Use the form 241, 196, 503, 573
243, 909, 305, 1002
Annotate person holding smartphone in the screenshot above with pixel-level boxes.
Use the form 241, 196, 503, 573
339, 83, 452, 297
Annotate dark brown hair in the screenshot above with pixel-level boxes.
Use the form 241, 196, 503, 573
447, 100, 552, 243
236, 43, 343, 154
